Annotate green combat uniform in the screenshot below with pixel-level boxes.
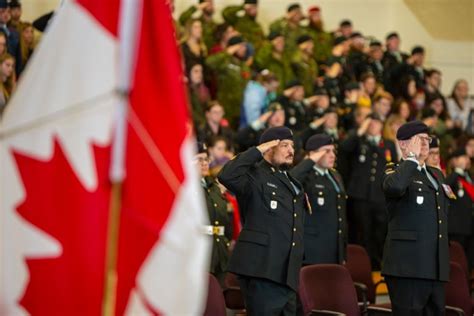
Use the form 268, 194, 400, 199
179, 5, 217, 51
222, 5, 265, 50
306, 26, 333, 65
206, 51, 250, 125
254, 42, 294, 91
269, 17, 306, 58
291, 49, 318, 96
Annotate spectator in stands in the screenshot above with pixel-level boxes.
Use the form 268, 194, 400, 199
425, 135, 442, 170
197, 101, 235, 150
180, 19, 207, 73
236, 102, 286, 152
390, 46, 426, 94
291, 34, 317, 96
0, 0, 20, 75
447, 79, 474, 132
372, 91, 393, 122
306, 6, 333, 65
392, 98, 411, 121
383, 114, 406, 160
208, 136, 233, 177
424, 68, 444, 102
269, 3, 305, 58
254, 31, 293, 92
427, 95, 453, 136
7, 0, 22, 32
347, 32, 368, 81
339, 81, 361, 131
187, 62, 210, 126
277, 79, 313, 132
367, 40, 384, 84
240, 69, 279, 128
358, 72, 377, 108
0, 31, 7, 56
209, 23, 237, 55
19, 22, 35, 70
0, 53, 15, 115
396, 75, 417, 116
179, 0, 217, 50
222, 0, 265, 51
337, 19, 353, 39
382, 32, 408, 94
206, 35, 250, 127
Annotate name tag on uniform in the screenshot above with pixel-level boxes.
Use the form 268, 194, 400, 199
266, 182, 278, 188
317, 197, 324, 206
270, 200, 278, 209
315, 184, 325, 189
413, 180, 423, 184
416, 196, 424, 205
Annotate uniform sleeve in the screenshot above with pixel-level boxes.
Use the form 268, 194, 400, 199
339, 130, 360, 153
382, 160, 419, 198
206, 51, 231, 71
222, 5, 242, 25
289, 159, 315, 183
217, 147, 263, 195
178, 5, 197, 26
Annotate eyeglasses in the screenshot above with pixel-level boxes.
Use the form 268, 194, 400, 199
418, 136, 433, 144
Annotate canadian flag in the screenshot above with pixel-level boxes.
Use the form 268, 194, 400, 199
0, 0, 210, 315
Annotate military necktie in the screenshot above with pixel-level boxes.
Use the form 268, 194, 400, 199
422, 168, 438, 190
325, 171, 341, 193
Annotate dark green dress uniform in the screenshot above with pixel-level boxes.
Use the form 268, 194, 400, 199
291, 159, 347, 264
277, 94, 309, 133
305, 26, 333, 65
218, 147, 307, 315
206, 51, 250, 125
340, 130, 397, 268
445, 169, 473, 265
179, 6, 217, 50
382, 160, 452, 315
222, 5, 265, 50
202, 176, 232, 284
291, 50, 318, 96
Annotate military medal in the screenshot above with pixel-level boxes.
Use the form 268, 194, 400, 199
305, 193, 312, 215
458, 189, 465, 197
441, 184, 457, 200
385, 149, 392, 162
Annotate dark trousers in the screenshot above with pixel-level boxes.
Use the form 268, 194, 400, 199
238, 276, 297, 316
385, 276, 445, 316
352, 199, 387, 270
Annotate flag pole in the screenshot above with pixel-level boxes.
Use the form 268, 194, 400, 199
102, 0, 141, 314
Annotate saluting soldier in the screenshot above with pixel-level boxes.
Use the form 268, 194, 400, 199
291, 134, 347, 264
218, 126, 307, 315
340, 113, 397, 269
222, 0, 265, 51
178, 0, 217, 50
382, 121, 453, 315
195, 142, 232, 285
291, 34, 318, 96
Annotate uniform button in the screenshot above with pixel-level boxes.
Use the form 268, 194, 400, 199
439, 234, 442, 239
339, 217, 342, 222
370, 176, 375, 182
337, 206, 341, 210
293, 228, 297, 232
436, 192, 439, 196
216, 238, 220, 242
207, 189, 211, 193
372, 161, 377, 166
338, 230, 342, 234
272, 192, 276, 195
373, 153, 378, 158
292, 242, 296, 246
293, 199, 297, 203
215, 221, 219, 225
418, 188, 422, 192
439, 220, 442, 224
294, 213, 297, 217
337, 194, 341, 198
371, 169, 376, 174
319, 192, 323, 196
214, 203, 217, 207
437, 206, 441, 210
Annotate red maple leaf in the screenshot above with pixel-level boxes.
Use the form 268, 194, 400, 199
13, 138, 111, 316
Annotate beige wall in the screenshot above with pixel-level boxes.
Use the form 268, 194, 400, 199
21, 0, 60, 22
175, 0, 474, 95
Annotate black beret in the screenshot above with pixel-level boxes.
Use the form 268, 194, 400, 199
429, 135, 439, 149
340, 19, 352, 27
284, 79, 302, 90
297, 34, 312, 45
197, 142, 208, 154
305, 134, 333, 151
386, 32, 399, 40
9, 0, 21, 8
369, 40, 382, 47
450, 148, 467, 159
227, 35, 244, 47
334, 36, 347, 46
244, 0, 257, 4
350, 32, 363, 39
287, 3, 301, 12
411, 45, 425, 55
344, 81, 360, 91
268, 30, 283, 41
260, 126, 294, 144
396, 121, 429, 140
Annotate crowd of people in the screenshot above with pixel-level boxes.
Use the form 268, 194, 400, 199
0, 0, 37, 116
173, 0, 474, 313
